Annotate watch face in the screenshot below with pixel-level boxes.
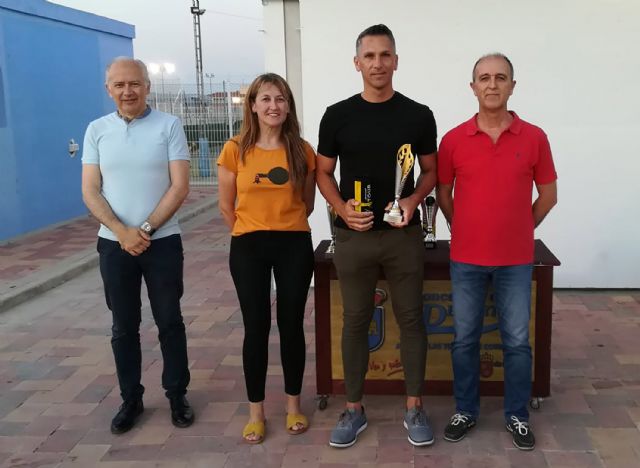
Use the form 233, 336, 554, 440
141, 222, 152, 233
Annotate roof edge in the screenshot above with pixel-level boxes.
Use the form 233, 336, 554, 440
0, 0, 135, 39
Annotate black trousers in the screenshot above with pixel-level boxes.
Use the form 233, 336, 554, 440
97, 234, 190, 401
229, 231, 314, 402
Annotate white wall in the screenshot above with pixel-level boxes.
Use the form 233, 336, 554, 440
263, 1, 287, 76
264, 0, 640, 288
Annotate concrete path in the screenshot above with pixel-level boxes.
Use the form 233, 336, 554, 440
0, 187, 217, 313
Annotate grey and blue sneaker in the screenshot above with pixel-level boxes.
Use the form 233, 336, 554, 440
403, 406, 434, 446
329, 407, 368, 448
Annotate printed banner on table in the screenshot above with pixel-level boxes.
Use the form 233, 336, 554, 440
329, 280, 536, 381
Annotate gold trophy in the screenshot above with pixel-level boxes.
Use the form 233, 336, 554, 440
383, 144, 415, 224
325, 202, 337, 255
421, 188, 438, 249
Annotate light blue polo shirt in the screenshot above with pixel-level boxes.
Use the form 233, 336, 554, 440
82, 109, 190, 241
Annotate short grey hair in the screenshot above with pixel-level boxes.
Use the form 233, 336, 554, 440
105, 57, 150, 85
472, 53, 514, 82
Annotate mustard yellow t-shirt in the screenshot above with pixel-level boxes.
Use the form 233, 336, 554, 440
217, 139, 316, 236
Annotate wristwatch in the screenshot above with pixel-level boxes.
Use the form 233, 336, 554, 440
139, 221, 156, 236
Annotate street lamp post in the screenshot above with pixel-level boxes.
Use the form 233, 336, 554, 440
148, 62, 176, 113
205, 73, 215, 95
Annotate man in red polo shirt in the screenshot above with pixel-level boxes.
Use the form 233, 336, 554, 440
437, 53, 557, 451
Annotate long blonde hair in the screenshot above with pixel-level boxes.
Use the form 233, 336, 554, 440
238, 73, 308, 191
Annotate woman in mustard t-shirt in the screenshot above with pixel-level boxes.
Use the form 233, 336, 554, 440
217, 73, 315, 444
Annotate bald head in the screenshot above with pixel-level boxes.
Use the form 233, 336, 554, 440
105, 57, 150, 86
472, 53, 514, 82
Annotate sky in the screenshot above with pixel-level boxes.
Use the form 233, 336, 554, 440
48, 0, 265, 86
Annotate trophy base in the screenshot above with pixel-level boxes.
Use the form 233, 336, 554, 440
325, 240, 335, 256
383, 212, 403, 224
424, 234, 436, 249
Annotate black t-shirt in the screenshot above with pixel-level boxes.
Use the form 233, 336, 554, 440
318, 92, 437, 230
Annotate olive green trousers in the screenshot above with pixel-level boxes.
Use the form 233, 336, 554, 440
333, 225, 427, 402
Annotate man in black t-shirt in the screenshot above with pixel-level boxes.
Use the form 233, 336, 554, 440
317, 24, 437, 449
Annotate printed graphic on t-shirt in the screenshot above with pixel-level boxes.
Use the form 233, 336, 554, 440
253, 166, 289, 185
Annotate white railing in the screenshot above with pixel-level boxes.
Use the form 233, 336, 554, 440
148, 81, 247, 185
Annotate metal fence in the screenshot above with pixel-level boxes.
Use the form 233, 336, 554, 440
147, 81, 247, 185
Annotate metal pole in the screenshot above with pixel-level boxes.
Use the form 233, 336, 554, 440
205, 73, 214, 122
153, 81, 158, 109
160, 70, 165, 113
225, 80, 233, 139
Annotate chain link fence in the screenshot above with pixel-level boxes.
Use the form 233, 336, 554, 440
148, 81, 247, 185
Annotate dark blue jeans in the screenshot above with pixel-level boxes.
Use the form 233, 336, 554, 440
450, 261, 533, 422
98, 234, 190, 402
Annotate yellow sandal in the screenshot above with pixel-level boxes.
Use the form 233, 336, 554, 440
242, 420, 266, 444
286, 413, 309, 435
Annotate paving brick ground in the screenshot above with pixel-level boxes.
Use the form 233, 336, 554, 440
0, 187, 215, 284
1, 201, 639, 467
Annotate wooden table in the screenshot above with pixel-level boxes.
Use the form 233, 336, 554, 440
313, 239, 560, 410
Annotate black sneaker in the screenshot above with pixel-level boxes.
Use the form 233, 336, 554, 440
506, 416, 535, 450
443, 413, 476, 442
110, 399, 144, 434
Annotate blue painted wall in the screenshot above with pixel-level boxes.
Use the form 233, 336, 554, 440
0, 0, 134, 240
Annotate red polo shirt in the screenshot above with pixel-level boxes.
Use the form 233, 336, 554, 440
438, 112, 557, 266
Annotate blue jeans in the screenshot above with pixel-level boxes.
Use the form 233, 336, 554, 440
450, 261, 533, 422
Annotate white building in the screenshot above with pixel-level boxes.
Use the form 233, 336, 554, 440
262, 0, 640, 288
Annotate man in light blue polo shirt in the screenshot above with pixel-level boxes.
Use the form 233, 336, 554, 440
82, 57, 194, 434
